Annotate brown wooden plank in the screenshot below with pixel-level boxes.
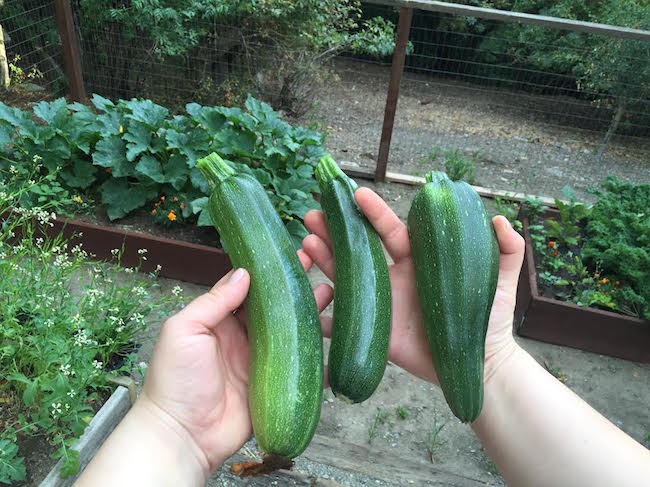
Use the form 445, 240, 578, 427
53, 0, 86, 101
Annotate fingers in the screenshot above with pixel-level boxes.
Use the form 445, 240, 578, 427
297, 248, 313, 272
354, 187, 410, 262
314, 283, 334, 312
177, 268, 250, 328
302, 234, 335, 281
304, 210, 332, 248
493, 215, 526, 293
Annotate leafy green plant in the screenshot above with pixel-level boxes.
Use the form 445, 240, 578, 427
396, 405, 409, 420
368, 409, 390, 444
0, 94, 324, 247
529, 179, 648, 320
425, 147, 477, 184
427, 411, 446, 463
0, 181, 184, 483
493, 196, 522, 232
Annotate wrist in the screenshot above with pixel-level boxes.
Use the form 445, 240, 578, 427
132, 393, 211, 483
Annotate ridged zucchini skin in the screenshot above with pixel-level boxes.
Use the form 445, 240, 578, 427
407, 171, 499, 422
197, 153, 323, 459
314, 155, 391, 403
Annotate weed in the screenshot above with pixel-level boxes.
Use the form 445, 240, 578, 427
427, 411, 447, 462
543, 361, 568, 384
425, 147, 477, 184
396, 406, 408, 420
368, 409, 390, 444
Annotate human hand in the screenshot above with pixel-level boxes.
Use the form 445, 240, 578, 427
302, 187, 525, 385
138, 252, 333, 477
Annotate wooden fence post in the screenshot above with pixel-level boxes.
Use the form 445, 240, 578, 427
375, 7, 413, 182
53, 0, 86, 101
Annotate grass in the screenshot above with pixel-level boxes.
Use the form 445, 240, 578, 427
396, 405, 408, 420
427, 411, 447, 463
368, 409, 391, 444
543, 361, 568, 384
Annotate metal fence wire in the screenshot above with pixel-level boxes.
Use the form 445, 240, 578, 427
1, 0, 649, 199
1, 0, 67, 105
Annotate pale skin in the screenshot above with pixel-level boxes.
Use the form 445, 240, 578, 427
77, 187, 650, 487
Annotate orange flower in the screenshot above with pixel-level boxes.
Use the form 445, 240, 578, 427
105, 167, 112, 174
167, 210, 176, 222
551, 250, 558, 257
601, 278, 609, 284
161, 195, 166, 201
547, 241, 556, 248
180, 203, 185, 210
151, 209, 157, 215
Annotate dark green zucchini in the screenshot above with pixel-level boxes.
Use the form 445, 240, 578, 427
196, 153, 323, 459
315, 155, 391, 403
407, 171, 499, 422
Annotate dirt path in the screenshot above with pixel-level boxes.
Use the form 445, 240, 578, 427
299, 59, 650, 201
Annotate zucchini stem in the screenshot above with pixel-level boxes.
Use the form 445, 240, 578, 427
425, 171, 450, 184
315, 154, 357, 190
196, 152, 235, 187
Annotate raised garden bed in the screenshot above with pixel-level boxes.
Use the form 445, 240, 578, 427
47, 215, 232, 286
39, 385, 132, 487
514, 214, 650, 363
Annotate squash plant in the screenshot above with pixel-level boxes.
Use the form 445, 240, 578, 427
0, 95, 325, 248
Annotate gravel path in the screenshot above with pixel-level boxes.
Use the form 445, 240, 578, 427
298, 59, 650, 201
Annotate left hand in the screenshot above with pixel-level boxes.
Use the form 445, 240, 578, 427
140, 250, 333, 475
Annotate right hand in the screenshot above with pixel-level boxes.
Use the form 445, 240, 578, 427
303, 187, 526, 385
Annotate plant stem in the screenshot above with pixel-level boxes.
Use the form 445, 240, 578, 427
196, 152, 235, 187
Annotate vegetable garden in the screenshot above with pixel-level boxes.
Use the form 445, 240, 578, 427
1, 0, 649, 485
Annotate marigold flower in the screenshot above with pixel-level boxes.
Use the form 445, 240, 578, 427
547, 241, 556, 248
161, 195, 166, 201
180, 203, 185, 210
601, 278, 609, 284
151, 209, 157, 215
167, 210, 176, 222
551, 250, 558, 257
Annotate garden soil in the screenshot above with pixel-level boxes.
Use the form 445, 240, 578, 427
133, 182, 650, 487
296, 59, 650, 202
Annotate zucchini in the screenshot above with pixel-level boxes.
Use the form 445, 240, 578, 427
314, 155, 391, 403
197, 153, 323, 459
407, 171, 499, 422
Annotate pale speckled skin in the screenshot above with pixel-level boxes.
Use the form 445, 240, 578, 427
316, 158, 391, 403
207, 172, 323, 459
407, 172, 499, 423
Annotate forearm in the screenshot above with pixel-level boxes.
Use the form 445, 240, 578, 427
76, 396, 209, 487
473, 345, 650, 487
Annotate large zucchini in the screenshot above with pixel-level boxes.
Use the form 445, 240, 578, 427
407, 171, 499, 422
314, 155, 391, 403
197, 153, 323, 459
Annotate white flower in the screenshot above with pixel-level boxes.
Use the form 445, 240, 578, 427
44, 319, 54, 328
138, 361, 148, 370
171, 285, 183, 297
92, 360, 103, 370
59, 364, 71, 376
111, 248, 120, 257
155, 264, 162, 272
73, 329, 90, 347
67, 389, 76, 398
132, 286, 147, 297
51, 402, 62, 416
35, 237, 44, 246
116, 325, 124, 333
64, 403, 70, 411
32, 154, 42, 162
124, 267, 134, 274
9, 165, 17, 174
138, 248, 148, 255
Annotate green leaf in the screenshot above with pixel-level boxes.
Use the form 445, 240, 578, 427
93, 136, 133, 177
186, 103, 227, 134
135, 155, 165, 183
123, 123, 152, 161
285, 219, 309, 250
22, 381, 38, 407
213, 127, 257, 157
100, 178, 157, 220
190, 167, 210, 193
190, 196, 208, 214
165, 128, 210, 167
33, 98, 69, 128
59, 449, 80, 478
91, 94, 115, 112
164, 154, 189, 190
0, 123, 14, 149
60, 159, 97, 189
96, 110, 123, 137
123, 99, 169, 128
245, 95, 276, 123
197, 207, 213, 226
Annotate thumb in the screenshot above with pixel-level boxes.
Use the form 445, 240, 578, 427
176, 268, 250, 328
493, 215, 525, 296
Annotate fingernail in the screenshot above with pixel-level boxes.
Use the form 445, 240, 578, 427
229, 268, 245, 284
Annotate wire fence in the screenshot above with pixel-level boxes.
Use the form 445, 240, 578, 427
1, 0, 649, 199
1, 0, 67, 105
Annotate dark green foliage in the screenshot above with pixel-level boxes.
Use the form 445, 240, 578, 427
0, 95, 324, 246
582, 178, 650, 319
